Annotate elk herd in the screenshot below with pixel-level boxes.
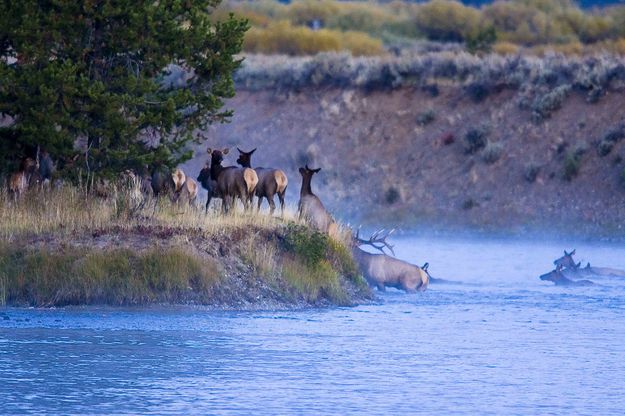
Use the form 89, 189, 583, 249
4, 145, 433, 294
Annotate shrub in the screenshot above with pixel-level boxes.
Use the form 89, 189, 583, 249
283, 224, 328, 267
465, 80, 494, 102
481, 141, 504, 164
463, 126, 489, 154
563, 151, 582, 181
524, 163, 541, 183
384, 187, 401, 205
414, 0, 482, 42
466, 26, 497, 54
416, 108, 436, 125
596, 125, 625, 157
531, 84, 571, 122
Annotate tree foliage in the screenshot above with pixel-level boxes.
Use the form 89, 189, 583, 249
0, 1, 248, 177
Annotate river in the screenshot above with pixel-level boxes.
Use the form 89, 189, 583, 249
1, 236, 624, 415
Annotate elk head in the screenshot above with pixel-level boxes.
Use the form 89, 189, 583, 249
207, 147, 229, 165
553, 249, 578, 270
236, 147, 256, 168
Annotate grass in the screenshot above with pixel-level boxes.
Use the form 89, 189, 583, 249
0, 182, 368, 307
0, 243, 221, 306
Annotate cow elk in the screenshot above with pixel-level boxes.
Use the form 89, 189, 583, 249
171, 168, 198, 205
297, 165, 338, 237
8, 157, 38, 199
206, 147, 258, 213
236, 147, 288, 216
553, 249, 580, 270
352, 229, 429, 293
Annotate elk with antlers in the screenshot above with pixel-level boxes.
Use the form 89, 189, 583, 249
236, 147, 288, 216
298, 165, 338, 237
352, 229, 430, 293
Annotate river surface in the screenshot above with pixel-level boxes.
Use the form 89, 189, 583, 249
1, 237, 625, 415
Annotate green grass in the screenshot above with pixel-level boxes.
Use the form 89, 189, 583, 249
0, 243, 221, 307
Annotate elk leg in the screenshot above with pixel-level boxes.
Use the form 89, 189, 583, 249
257, 196, 263, 212
278, 190, 286, 217
376, 283, 386, 292
267, 195, 276, 216
205, 195, 212, 214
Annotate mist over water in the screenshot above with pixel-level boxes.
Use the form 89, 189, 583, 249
2, 236, 625, 415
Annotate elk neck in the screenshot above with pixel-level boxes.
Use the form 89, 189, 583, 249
300, 174, 315, 197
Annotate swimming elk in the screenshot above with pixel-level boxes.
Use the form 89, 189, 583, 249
553, 249, 580, 270
206, 148, 258, 213
236, 148, 288, 216
298, 165, 338, 237
352, 229, 429, 293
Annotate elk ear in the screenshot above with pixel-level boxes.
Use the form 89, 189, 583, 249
312, 167, 321, 173
250, 148, 257, 154
207, 148, 212, 155
422, 262, 429, 271
237, 147, 243, 154
223, 148, 229, 155
305, 164, 310, 170
299, 167, 305, 175
571, 249, 576, 255
576, 261, 581, 268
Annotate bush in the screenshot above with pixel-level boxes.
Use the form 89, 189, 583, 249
463, 126, 489, 154
596, 125, 625, 157
416, 108, 436, 125
531, 84, 571, 122
524, 163, 541, 183
563, 151, 582, 181
466, 26, 497, 54
481, 141, 504, 164
283, 224, 328, 267
414, 0, 482, 42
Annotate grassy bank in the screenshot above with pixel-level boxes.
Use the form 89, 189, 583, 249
0, 185, 370, 308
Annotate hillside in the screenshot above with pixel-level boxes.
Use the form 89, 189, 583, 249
184, 53, 625, 237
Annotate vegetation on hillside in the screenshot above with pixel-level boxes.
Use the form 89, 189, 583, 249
215, 0, 625, 56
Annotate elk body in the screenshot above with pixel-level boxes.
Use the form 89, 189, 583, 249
540, 269, 594, 286
297, 165, 338, 237
151, 166, 176, 198
236, 148, 288, 215
171, 168, 198, 205
206, 148, 258, 213
197, 163, 219, 213
8, 157, 38, 198
352, 230, 430, 293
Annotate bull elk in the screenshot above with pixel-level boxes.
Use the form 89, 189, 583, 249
171, 168, 198, 205
297, 165, 338, 237
206, 147, 258, 213
352, 229, 430, 293
236, 147, 288, 216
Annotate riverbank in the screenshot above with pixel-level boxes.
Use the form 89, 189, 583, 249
0, 187, 371, 308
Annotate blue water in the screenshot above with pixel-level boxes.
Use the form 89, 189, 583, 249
1, 237, 625, 415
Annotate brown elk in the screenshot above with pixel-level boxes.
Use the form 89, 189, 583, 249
540, 266, 594, 286
352, 229, 430, 293
206, 148, 258, 213
553, 249, 580, 270
298, 165, 338, 237
8, 157, 38, 198
236, 147, 288, 215
171, 168, 198, 205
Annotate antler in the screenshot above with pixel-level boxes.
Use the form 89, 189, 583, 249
355, 227, 396, 256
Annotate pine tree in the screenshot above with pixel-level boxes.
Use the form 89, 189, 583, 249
0, 1, 248, 177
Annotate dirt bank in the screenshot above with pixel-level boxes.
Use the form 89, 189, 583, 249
186, 78, 625, 237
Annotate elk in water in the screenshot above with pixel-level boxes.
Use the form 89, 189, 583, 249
206, 147, 258, 213
540, 266, 594, 286
352, 229, 429, 293
297, 165, 338, 237
553, 249, 580, 270
236, 147, 288, 216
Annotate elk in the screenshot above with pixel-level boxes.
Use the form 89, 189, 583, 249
171, 167, 198, 205
8, 157, 38, 198
236, 147, 288, 216
297, 165, 338, 237
352, 229, 429, 293
540, 266, 594, 286
197, 162, 219, 213
206, 147, 258, 213
553, 249, 580, 270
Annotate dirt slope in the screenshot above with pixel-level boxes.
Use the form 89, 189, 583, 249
184, 84, 625, 237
